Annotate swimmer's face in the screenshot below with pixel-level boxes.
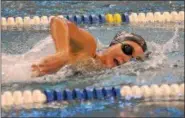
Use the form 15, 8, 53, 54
101, 40, 144, 68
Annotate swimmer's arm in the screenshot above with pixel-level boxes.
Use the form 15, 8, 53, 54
31, 52, 69, 77
31, 17, 97, 77
67, 21, 97, 58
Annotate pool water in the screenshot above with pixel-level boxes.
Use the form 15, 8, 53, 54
1, 1, 184, 117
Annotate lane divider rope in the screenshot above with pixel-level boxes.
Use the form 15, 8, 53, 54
1, 83, 184, 107
1, 11, 184, 30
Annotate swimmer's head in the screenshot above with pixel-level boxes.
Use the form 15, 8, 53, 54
100, 31, 148, 68
109, 31, 147, 52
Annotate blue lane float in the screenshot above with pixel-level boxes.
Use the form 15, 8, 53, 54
54, 89, 63, 101
44, 86, 121, 103
64, 89, 73, 101
44, 89, 54, 103
98, 14, 106, 24
102, 87, 113, 98
74, 15, 82, 24
66, 15, 74, 22
81, 14, 90, 24
112, 86, 121, 98
72, 88, 84, 100
89, 14, 99, 24
93, 88, 104, 99
122, 13, 129, 23
83, 87, 94, 100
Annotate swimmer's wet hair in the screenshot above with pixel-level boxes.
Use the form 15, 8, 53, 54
109, 31, 147, 52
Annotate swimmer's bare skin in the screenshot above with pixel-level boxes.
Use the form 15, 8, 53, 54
31, 17, 97, 77
31, 17, 145, 77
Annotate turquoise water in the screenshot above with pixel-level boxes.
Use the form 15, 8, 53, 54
1, 1, 184, 117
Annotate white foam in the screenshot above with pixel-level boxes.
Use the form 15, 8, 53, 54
162, 28, 179, 53
106, 28, 182, 85
1, 27, 182, 85
2, 36, 65, 84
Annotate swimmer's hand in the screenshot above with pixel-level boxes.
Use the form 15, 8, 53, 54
31, 52, 68, 77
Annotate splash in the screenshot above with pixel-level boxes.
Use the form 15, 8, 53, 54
2, 36, 72, 84
2, 28, 183, 85
92, 28, 183, 86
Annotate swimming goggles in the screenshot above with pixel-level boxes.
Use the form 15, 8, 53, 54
114, 39, 134, 56
114, 39, 146, 61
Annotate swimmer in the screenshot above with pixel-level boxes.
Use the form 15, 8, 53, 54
31, 17, 148, 77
